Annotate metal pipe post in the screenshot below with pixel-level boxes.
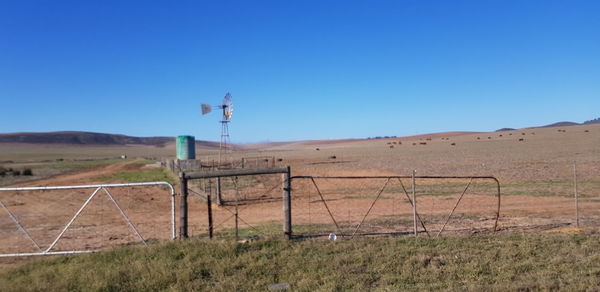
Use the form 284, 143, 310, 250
283, 166, 292, 240
412, 170, 417, 237
235, 204, 239, 241
207, 190, 213, 239
216, 177, 223, 206
179, 173, 189, 239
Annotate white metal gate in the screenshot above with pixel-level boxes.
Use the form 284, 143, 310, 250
0, 182, 175, 257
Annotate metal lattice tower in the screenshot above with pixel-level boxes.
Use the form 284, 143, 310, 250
201, 93, 233, 167
219, 120, 230, 165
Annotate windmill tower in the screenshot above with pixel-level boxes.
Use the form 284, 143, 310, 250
201, 93, 234, 165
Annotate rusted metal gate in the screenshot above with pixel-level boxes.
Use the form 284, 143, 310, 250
179, 167, 292, 240
289, 175, 501, 238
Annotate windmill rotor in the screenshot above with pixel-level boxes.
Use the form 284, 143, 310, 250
222, 93, 233, 120
201, 92, 233, 121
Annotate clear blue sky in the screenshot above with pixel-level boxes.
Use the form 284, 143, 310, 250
1, 1, 598, 143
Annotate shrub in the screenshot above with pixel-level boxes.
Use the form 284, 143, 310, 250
22, 168, 33, 176
12, 170, 21, 176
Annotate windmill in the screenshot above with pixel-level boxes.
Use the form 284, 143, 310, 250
201, 93, 234, 165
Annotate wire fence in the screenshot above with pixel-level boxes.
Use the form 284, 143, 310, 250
3, 163, 597, 257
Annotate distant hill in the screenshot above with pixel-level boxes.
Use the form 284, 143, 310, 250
0, 131, 218, 148
539, 121, 580, 128
496, 117, 599, 131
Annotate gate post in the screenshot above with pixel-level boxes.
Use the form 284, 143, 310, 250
283, 166, 292, 240
216, 177, 223, 206
207, 191, 213, 239
179, 172, 189, 239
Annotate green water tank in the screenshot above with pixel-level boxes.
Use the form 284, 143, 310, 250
176, 136, 196, 160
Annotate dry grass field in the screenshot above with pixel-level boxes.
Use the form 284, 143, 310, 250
0, 124, 599, 270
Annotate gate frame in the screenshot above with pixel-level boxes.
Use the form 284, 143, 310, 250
0, 181, 176, 257
289, 175, 501, 238
179, 166, 292, 239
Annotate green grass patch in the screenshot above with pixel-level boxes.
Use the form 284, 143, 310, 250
97, 168, 176, 184
2, 233, 600, 291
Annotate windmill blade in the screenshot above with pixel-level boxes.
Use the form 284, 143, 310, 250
222, 93, 233, 120
222, 92, 232, 106
201, 104, 212, 115
224, 103, 233, 120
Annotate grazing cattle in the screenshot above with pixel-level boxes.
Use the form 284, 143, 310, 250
419, 142, 427, 145
451, 143, 456, 146
412, 142, 417, 146
389, 145, 394, 148
518, 138, 524, 141
329, 155, 337, 159
316, 148, 320, 151
477, 137, 481, 140
585, 130, 590, 133
487, 137, 491, 139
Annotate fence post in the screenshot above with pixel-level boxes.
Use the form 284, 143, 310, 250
207, 190, 213, 239
412, 170, 417, 237
574, 161, 579, 228
216, 177, 223, 206
179, 172, 189, 239
283, 166, 292, 240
